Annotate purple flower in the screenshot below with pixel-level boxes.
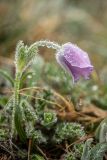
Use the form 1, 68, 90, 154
56, 43, 93, 83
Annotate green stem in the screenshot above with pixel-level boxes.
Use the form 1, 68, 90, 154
14, 72, 21, 106
13, 71, 27, 141
11, 72, 21, 136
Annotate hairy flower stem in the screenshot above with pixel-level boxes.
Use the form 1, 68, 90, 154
11, 72, 21, 136
14, 72, 21, 106
29, 40, 61, 51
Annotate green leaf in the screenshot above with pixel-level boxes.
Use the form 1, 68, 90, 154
20, 99, 37, 121
90, 143, 107, 160
95, 118, 107, 142
99, 123, 107, 143
0, 69, 14, 87
81, 138, 93, 160
14, 104, 27, 142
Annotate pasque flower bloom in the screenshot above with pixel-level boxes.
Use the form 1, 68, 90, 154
56, 43, 93, 83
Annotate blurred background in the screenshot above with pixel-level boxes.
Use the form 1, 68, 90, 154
0, 0, 107, 83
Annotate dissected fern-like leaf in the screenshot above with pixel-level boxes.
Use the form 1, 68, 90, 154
89, 143, 107, 160
15, 41, 25, 72
99, 123, 107, 143
15, 41, 38, 72
95, 118, 107, 142
81, 138, 93, 160
20, 99, 37, 121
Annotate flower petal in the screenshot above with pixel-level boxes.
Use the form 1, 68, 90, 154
62, 43, 93, 68
56, 42, 94, 83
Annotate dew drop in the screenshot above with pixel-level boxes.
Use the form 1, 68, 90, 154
27, 75, 32, 79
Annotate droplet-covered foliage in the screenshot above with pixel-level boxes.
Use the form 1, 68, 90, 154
2, 40, 106, 160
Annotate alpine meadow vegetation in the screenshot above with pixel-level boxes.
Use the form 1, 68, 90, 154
0, 40, 107, 160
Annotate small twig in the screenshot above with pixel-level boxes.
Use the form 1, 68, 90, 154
19, 92, 64, 109
11, 141, 26, 156
36, 145, 48, 160
53, 90, 75, 112
104, 154, 107, 160
28, 139, 32, 160
20, 87, 79, 120
65, 141, 70, 153
67, 134, 94, 150
0, 143, 14, 158
19, 86, 41, 92
9, 139, 15, 160
20, 86, 75, 112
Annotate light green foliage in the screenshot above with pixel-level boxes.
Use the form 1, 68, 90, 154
81, 139, 107, 160
13, 41, 39, 140
62, 140, 107, 160
35, 89, 53, 114
31, 130, 47, 144
0, 95, 9, 109
1, 40, 107, 159
74, 143, 84, 158
95, 118, 107, 143
20, 99, 37, 122
16, 88, 85, 145
14, 99, 38, 141
99, 123, 107, 143
0, 100, 11, 140
89, 143, 107, 160
4, 96, 14, 114
15, 41, 26, 72
53, 122, 85, 143
15, 41, 38, 72
14, 103, 27, 142
81, 138, 93, 160
41, 112, 57, 128
26, 122, 47, 144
